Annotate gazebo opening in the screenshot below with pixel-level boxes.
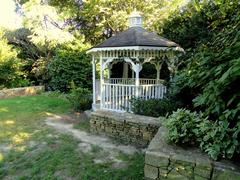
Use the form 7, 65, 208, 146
87, 11, 184, 112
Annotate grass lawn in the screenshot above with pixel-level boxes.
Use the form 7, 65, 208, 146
0, 94, 144, 179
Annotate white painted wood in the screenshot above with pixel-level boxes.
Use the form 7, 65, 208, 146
107, 64, 111, 79
91, 47, 173, 112
101, 82, 166, 112
92, 56, 96, 110
96, 80, 100, 100
122, 62, 129, 78
155, 62, 162, 80
86, 46, 184, 54
107, 78, 164, 85
100, 53, 103, 109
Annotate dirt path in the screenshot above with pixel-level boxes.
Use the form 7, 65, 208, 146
45, 114, 140, 167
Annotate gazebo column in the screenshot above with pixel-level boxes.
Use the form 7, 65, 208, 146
92, 55, 96, 110
132, 69, 134, 78
100, 54, 104, 109
122, 62, 129, 78
166, 51, 181, 80
134, 63, 142, 97
155, 62, 162, 84
107, 64, 111, 79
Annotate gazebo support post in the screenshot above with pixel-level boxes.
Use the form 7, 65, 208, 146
122, 62, 129, 78
92, 55, 96, 110
100, 54, 104, 109
107, 64, 111, 79
134, 63, 142, 98
155, 62, 162, 84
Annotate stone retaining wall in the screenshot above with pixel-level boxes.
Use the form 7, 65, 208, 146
90, 110, 162, 147
0, 86, 44, 99
145, 126, 240, 180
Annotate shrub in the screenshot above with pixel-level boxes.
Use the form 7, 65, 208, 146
162, 0, 240, 135
199, 120, 240, 160
166, 109, 205, 145
67, 87, 92, 112
48, 50, 92, 92
161, 0, 240, 161
166, 109, 240, 160
131, 97, 181, 117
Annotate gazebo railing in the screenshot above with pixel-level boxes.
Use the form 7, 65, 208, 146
139, 84, 167, 99
106, 78, 165, 85
101, 83, 167, 112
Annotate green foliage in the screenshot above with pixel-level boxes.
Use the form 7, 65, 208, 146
131, 97, 181, 117
163, 0, 240, 121
166, 109, 205, 145
5, 28, 45, 84
8, 0, 187, 87
199, 120, 240, 160
67, 87, 92, 112
161, 0, 240, 160
0, 28, 30, 89
23, 0, 74, 50
50, 0, 187, 45
20, 0, 89, 85
166, 109, 240, 160
48, 50, 91, 92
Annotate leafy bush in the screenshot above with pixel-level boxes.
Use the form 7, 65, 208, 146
162, 1, 240, 119
166, 109, 205, 145
131, 97, 181, 117
199, 120, 240, 161
161, 0, 240, 161
67, 87, 92, 112
47, 49, 92, 92
166, 109, 240, 160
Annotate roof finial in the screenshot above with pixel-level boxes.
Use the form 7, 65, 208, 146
129, 10, 143, 28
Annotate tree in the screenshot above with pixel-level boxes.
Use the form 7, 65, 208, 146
0, 28, 28, 88
22, 0, 77, 83
161, 0, 240, 160
50, 0, 188, 45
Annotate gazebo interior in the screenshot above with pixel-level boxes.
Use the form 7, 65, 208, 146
87, 11, 184, 112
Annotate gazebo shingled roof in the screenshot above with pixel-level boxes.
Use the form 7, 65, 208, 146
93, 26, 180, 48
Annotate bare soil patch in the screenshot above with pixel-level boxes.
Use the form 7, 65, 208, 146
45, 114, 140, 168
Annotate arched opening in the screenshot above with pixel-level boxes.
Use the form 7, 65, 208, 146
110, 61, 133, 78
160, 61, 170, 81
140, 63, 156, 79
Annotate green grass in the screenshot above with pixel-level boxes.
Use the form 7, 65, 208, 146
0, 94, 144, 179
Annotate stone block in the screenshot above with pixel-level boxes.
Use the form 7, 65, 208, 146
105, 127, 113, 133
212, 168, 240, 180
166, 168, 188, 180
194, 174, 209, 180
159, 167, 169, 177
144, 164, 159, 180
172, 165, 194, 179
170, 153, 195, 167
194, 166, 212, 179
145, 151, 170, 168
143, 131, 152, 141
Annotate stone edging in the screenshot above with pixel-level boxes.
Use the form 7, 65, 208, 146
0, 86, 44, 99
145, 126, 240, 180
90, 110, 162, 147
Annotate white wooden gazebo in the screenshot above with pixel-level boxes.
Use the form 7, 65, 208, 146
87, 11, 184, 112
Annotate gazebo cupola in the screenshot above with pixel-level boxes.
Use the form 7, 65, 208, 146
87, 11, 184, 112
129, 10, 143, 27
